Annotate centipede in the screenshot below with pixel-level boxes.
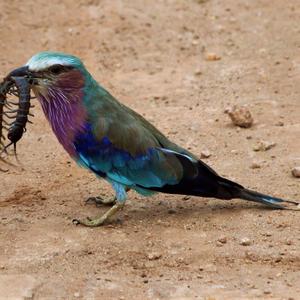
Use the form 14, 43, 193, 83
0, 73, 34, 172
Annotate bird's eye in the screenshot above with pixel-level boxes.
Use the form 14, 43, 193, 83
49, 65, 64, 75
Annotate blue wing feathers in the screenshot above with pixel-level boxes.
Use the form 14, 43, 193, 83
73, 123, 184, 188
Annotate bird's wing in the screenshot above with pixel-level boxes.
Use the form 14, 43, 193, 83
75, 91, 200, 188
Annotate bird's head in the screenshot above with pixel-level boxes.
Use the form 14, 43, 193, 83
7, 51, 90, 103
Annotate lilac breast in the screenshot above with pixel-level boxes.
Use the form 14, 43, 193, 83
36, 70, 87, 157
39, 96, 87, 157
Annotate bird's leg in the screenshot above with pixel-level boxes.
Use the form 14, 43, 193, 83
73, 202, 125, 227
73, 182, 128, 227
85, 187, 130, 207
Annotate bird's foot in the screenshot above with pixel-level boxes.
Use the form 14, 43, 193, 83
85, 196, 116, 207
73, 202, 124, 227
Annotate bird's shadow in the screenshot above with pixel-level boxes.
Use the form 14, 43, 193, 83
112, 197, 276, 225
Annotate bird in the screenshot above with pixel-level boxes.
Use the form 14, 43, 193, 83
8, 51, 299, 226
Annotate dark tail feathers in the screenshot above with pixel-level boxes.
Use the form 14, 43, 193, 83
148, 151, 299, 210
236, 187, 299, 210
217, 176, 299, 210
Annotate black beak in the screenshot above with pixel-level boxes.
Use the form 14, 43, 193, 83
6, 66, 30, 78
4, 66, 39, 86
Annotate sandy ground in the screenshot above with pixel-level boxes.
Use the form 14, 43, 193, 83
0, 0, 299, 299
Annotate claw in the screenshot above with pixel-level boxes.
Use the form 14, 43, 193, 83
85, 196, 102, 206
72, 202, 125, 227
85, 196, 116, 207
72, 219, 81, 225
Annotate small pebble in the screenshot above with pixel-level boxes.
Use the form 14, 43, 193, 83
263, 232, 272, 237
291, 167, 300, 178
226, 105, 253, 128
200, 149, 211, 158
217, 236, 227, 244
250, 161, 262, 169
240, 237, 251, 246
253, 140, 276, 151
148, 252, 162, 261
194, 69, 202, 76
274, 256, 282, 263
205, 52, 221, 61
285, 239, 292, 246
275, 121, 284, 126
216, 241, 224, 247
245, 251, 258, 262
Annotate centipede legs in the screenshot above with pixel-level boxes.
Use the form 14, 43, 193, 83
0, 75, 34, 171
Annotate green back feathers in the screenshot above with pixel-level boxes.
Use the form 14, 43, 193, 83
84, 84, 196, 160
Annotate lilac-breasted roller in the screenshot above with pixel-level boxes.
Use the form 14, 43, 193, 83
8, 52, 299, 226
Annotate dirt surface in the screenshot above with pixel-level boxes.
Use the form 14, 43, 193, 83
0, 0, 299, 299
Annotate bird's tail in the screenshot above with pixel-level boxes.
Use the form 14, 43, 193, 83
190, 159, 300, 210
236, 187, 299, 210
148, 149, 299, 210
217, 176, 299, 210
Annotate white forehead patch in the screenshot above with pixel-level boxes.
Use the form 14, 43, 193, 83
26, 55, 76, 72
